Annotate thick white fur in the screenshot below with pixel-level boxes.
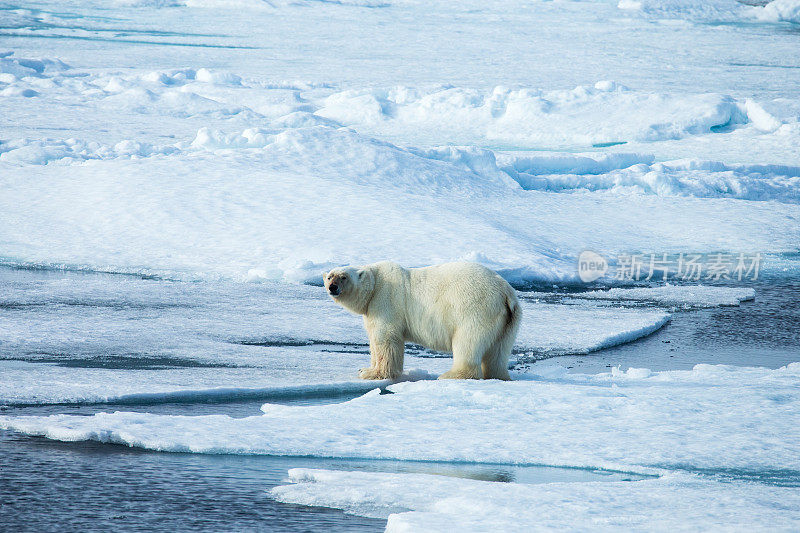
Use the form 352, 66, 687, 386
323, 261, 521, 381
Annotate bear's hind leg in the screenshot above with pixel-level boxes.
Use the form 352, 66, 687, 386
439, 332, 486, 380
481, 294, 519, 380
481, 342, 512, 381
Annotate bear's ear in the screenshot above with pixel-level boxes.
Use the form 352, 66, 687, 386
358, 269, 365, 279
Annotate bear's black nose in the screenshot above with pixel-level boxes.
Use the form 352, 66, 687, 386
329, 284, 339, 295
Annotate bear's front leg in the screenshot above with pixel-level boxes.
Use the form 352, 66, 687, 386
358, 366, 390, 380
359, 334, 404, 380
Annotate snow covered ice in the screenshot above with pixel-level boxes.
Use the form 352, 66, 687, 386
270, 469, 800, 532
6, 363, 800, 474
2, 49, 800, 282
2, 129, 798, 283
3, 1, 800, 283
0, 272, 671, 405
2, 0, 800, 530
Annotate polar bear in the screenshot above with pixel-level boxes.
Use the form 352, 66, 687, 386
324, 261, 521, 380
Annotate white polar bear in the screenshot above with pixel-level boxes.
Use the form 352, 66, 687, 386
323, 261, 521, 380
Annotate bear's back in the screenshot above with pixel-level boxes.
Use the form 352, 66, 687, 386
408, 261, 512, 323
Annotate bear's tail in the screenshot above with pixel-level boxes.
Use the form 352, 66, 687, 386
483, 291, 521, 380
504, 292, 522, 339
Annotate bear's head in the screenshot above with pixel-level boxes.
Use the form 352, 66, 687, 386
324, 265, 374, 315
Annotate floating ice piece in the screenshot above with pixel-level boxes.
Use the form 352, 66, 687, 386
575, 284, 756, 308
271, 469, 800, 532
515, 302, 669, 356
3, 364, 798, 475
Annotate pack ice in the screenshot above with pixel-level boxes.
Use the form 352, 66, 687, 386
2, 1, 799, 530
2, 49, 800, 284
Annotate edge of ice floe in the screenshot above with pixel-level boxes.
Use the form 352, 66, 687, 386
1, 371, 439, 408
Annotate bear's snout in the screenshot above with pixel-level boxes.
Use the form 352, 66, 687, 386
328, 283, 340, 296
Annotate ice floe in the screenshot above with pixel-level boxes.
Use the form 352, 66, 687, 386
0, 360, 418, 407
3, 363, 798, 475
271, 469, 800, 532
514, 303, 669, 356
0, 272, 672, 404
574, 284, 756, 308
